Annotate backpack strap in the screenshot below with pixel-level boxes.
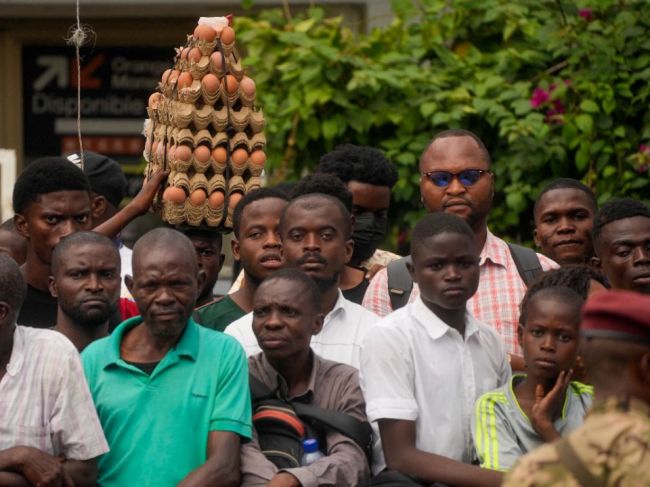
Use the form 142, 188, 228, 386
292, 401, 374, 462
554, 436, 604, 487
507, 243, 543, 287
249, 373, 277, 402
386, 256, 413, 310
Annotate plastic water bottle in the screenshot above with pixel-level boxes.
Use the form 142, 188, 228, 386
301, 438, 325, 465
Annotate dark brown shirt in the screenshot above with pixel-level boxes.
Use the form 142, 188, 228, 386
241, 352, 370, 487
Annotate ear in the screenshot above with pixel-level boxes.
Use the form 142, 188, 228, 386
312, 312, 325, 336
0, 302, 10, 322
343, 237, 354, 265
125, 275, 134, 295
48, 275, 58, 298
590, 256, 601, 270
533, 228, 541, 249
196, 269, 207, 292
91, 195, 108, 221
517, 324, 524, 346
406, 260, 417, 284
14, 214, 29, 239
231, 239, 241, 262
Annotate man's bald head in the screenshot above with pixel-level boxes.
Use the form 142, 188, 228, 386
0, 253, 26, 323
280, 193, 353, 238
132, 227, 198, 276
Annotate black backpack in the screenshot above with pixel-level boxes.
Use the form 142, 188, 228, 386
250, 374, 374, 469
387, 243, 542, 310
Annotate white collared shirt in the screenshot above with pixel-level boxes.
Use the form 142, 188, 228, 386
225, 290, 377, 369
0, 326, 108, 459
360, 297, 510, 473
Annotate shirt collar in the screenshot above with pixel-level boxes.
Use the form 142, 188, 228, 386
101, 316, 200, 369
258, 351, 320, 402
412, 297, 480, 342
6, 325, 24, 377
479, 229, 510, 268
324, 290, 347, 323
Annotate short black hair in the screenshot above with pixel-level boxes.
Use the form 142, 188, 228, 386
51, 231, 120, 275
592, 198, 650, 246
280, 193, 353, 238
13, 157, 91, 214
518, 266, 602, 326
534, 178, 597, 217
177, 225, 223, 248
317, 144, 398, 188
259, 268, 321, 312
232, 187, 290, 239
410, 212, 476, 258
0, 253, 26, 316
289, 173, 353, 212
421, 129, 491, 167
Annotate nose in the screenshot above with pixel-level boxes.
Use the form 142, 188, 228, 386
444, 264, 462, 281
263, 231, 281, 248
86, 273, 103, 292
556, 216, 576, 234
154, 286, 175, 305
445, 176, 467, 195
540, 334, 556, 352
58, 219, 76, 239
303, 233, 320, 251
263, 308, 283, 330
633, 246, 650, 265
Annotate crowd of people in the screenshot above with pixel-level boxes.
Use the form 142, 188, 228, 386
0, 129, 649, 487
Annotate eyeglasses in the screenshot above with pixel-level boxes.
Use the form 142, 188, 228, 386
422, 169, 491, 188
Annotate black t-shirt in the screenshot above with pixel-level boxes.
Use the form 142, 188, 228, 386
17, 284, 58, 328
17, 283, 122, 330
342, 278, 370, 305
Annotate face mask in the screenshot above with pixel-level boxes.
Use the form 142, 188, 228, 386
351, 212, 387, 267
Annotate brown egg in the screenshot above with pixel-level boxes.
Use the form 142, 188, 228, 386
194, 24, 217, 42
221, 26, 236, 44
188, 47, 202, 63
228, 192, 243, 208
210, 52, 224, 72
156, 142, 165, 160
211, 146, 227, 164
194, 145, 211, 163
231, 148, 248, 166
180, 47, 190, 60
250, 150, 266, 167
161, 69, 172, 85
177, 72, 193, 89
201, 74, 220, 94
175, 144, 192, 161
144, 138, 152, 155
151, 140, 159, 156
163, 186, 186, 204
148, 92, 162, 108
240, 76, 256, 97
208, 191, 225, 209
189, 188, 207, 206
169, 70, 180, 84
168, 145, 176, 160
224, 75, 239, 94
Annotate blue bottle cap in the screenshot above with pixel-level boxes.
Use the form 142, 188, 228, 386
303, 438, 319, 453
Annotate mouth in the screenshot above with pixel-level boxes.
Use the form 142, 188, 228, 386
259, 336, 287, 349
632, 274, 650, 285
444, 199, 470, 208
81, 298, 108, 307
259, 254, 283, 269
534, 358, 558, 370
554, 239, 583, 248
152, 310, 180, 319
441, 287, 466, 296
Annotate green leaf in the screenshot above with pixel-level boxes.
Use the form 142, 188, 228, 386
321, 118, 339, 140
574, 114, 594, 134
580, 100, 599, 113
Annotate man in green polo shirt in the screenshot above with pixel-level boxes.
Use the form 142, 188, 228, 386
82, 227, 251, 487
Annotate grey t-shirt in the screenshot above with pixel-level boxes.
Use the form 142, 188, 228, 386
472, 374, 593, 471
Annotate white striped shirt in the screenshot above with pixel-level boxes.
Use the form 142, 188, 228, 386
0, 326, 108, 459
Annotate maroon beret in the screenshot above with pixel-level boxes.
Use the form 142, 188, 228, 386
582, 290, 650, 344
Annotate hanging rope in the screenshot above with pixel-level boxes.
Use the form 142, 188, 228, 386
65, 0, 94, 170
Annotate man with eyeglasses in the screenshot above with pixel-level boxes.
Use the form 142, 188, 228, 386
363, 129, 556, 364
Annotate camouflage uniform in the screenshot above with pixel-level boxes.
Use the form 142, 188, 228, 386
503, 396, 650, 486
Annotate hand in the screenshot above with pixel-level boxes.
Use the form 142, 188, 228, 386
267, 472, 301, 487
365, 263, 385, 280
530, 369, 573, 442
13, 447, 73, 487
130, 169, 169, 216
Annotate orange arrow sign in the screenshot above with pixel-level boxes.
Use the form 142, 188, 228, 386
70, 53, 104, 89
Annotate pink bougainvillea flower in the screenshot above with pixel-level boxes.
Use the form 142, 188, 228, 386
530, 88, 549, 108
640, 144, 649, 154
579, 8, 593, 20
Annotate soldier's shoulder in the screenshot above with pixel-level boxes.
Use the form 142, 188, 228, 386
502, 443, 579, 487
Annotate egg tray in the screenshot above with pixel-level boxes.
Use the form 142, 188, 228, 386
162, 199, 225, 227
156, 102, 265, 134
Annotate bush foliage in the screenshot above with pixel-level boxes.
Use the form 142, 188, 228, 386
235, 0, 650, 244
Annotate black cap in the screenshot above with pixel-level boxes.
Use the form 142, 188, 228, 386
67, 151, 128, 208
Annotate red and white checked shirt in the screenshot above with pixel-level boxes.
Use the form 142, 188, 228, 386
362, 231, 557, 355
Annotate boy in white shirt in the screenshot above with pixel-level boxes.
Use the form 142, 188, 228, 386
360, 213, 510, 487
